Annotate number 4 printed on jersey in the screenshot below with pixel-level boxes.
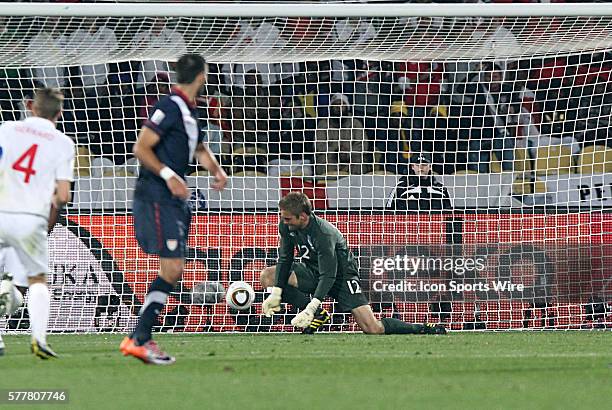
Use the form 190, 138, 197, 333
12, 144, 38, 183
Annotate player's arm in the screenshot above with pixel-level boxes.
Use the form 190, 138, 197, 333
133, 127, 189, 199
312, 235, 337, 301
386, 176, 408, 209
291, 234, 337, 328
262, 225, 294, 317
274, 226, 295, 289
53, 180, 71, 207
195, 142, 227, 191
441, 186, 452, 209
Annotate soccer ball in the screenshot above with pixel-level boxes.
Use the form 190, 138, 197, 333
225, 281, 255, 311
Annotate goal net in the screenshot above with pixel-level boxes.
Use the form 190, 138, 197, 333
0, 2, 611, 333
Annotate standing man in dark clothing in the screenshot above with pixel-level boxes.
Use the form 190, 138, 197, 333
387, 153, 452, 211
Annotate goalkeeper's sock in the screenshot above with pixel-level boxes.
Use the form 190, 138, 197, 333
281, 286, 309, 310
381, 317, 429, 334
28, 283, 50, 345
131, 277, 173, 346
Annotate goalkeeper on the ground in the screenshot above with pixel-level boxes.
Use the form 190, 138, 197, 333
260, 192, 446, 335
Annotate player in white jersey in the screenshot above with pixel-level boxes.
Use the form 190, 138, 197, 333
0, 88, 74, 359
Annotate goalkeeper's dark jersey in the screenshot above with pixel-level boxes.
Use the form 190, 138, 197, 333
275, 214, 359, 301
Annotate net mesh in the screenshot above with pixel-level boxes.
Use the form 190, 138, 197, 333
0, 8, 611, 332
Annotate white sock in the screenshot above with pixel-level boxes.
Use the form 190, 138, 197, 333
28, 283, 50, 346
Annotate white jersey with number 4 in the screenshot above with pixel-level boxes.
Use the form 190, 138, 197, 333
0, 117, 75, 219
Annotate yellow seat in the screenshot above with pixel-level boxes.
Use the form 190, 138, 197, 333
490, 153, 502, 174
577, 145, 612, 174
491, 148, 532, 174
75, 146, 91, 177
512, 178, 532, 195
513, 147, 532, 173
233, 145, 267, 156
534, 180, 547, 194
324, 170, 350, 178
233, 170, 266, 177
189, 169, 210, 177
453, 169, 478, 175
534, 145, 574, 176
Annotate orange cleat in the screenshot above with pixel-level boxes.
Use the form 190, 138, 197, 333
120, 337, 175, 365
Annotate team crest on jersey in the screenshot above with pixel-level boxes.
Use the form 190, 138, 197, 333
166, 240, 178, 251
150, 109, 165, 125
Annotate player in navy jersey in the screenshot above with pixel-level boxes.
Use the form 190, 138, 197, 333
120, 54, 227, 365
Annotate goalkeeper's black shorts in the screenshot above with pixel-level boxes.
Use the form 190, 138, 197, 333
291, 262, 369, 313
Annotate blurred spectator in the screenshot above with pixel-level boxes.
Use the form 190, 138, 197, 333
64, 18, 117, 95
353, 60, 394, 117
270, 96, 316, 160
222, 21, 299, 88
137, 72, 171, 123
27, 17, 68, 88
132, 17, 186, 88
397, 61, 443, 107
573, 75, 612, 146
375, 101, 412, 175
460, 64, 522, 173
386, 153, 452, 211
330, 18, 378, 91
297, 60, 333, 118
315, 93, 368, 176
62, 77, 104, 143
93, 96, 138, 166
230, 69, 280, 148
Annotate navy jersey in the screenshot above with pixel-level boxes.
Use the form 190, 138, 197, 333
134, 88, 203, 203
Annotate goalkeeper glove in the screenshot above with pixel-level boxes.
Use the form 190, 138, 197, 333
291, 298, 321, 329
262, 287, 282, 317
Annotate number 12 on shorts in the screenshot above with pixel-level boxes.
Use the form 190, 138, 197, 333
347, 280, 362, 294
12, 144, 38, 183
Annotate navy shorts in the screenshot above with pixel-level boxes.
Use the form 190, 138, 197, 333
133, 198, 191, 258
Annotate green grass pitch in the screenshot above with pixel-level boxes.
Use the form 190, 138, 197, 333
1, 332, 610, 409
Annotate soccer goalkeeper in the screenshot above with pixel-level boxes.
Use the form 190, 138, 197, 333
260, 192, 446, 335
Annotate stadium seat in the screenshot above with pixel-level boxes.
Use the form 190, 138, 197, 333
534, 180, 548, 193
366, 170, 396, 176
233, 170, 267, 177
577, 145, 612, 174
233, 145, 267, 156
490, 153, 502, 174
91, 157, 115, 178
453, 169, 478, 175
103, 168, 132, 177
189, 169, 210, 177
534, 145, 574, 175
512, 177, 532, 195
513, 147, 532, 173
74, 146, 92, 177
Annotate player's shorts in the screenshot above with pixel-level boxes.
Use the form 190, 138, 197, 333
291, 262, 369, 313
133, 198, 191, 258
0, 247, 28, 287
0, 212, 49, 280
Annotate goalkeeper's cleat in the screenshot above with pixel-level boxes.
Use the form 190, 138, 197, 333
423, 323, 447, 335
302, 308, 331, 334
31, 339, 58, 360
120, 337, 175, 365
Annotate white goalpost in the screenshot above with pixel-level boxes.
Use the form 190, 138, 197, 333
0, 2, 610, 333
